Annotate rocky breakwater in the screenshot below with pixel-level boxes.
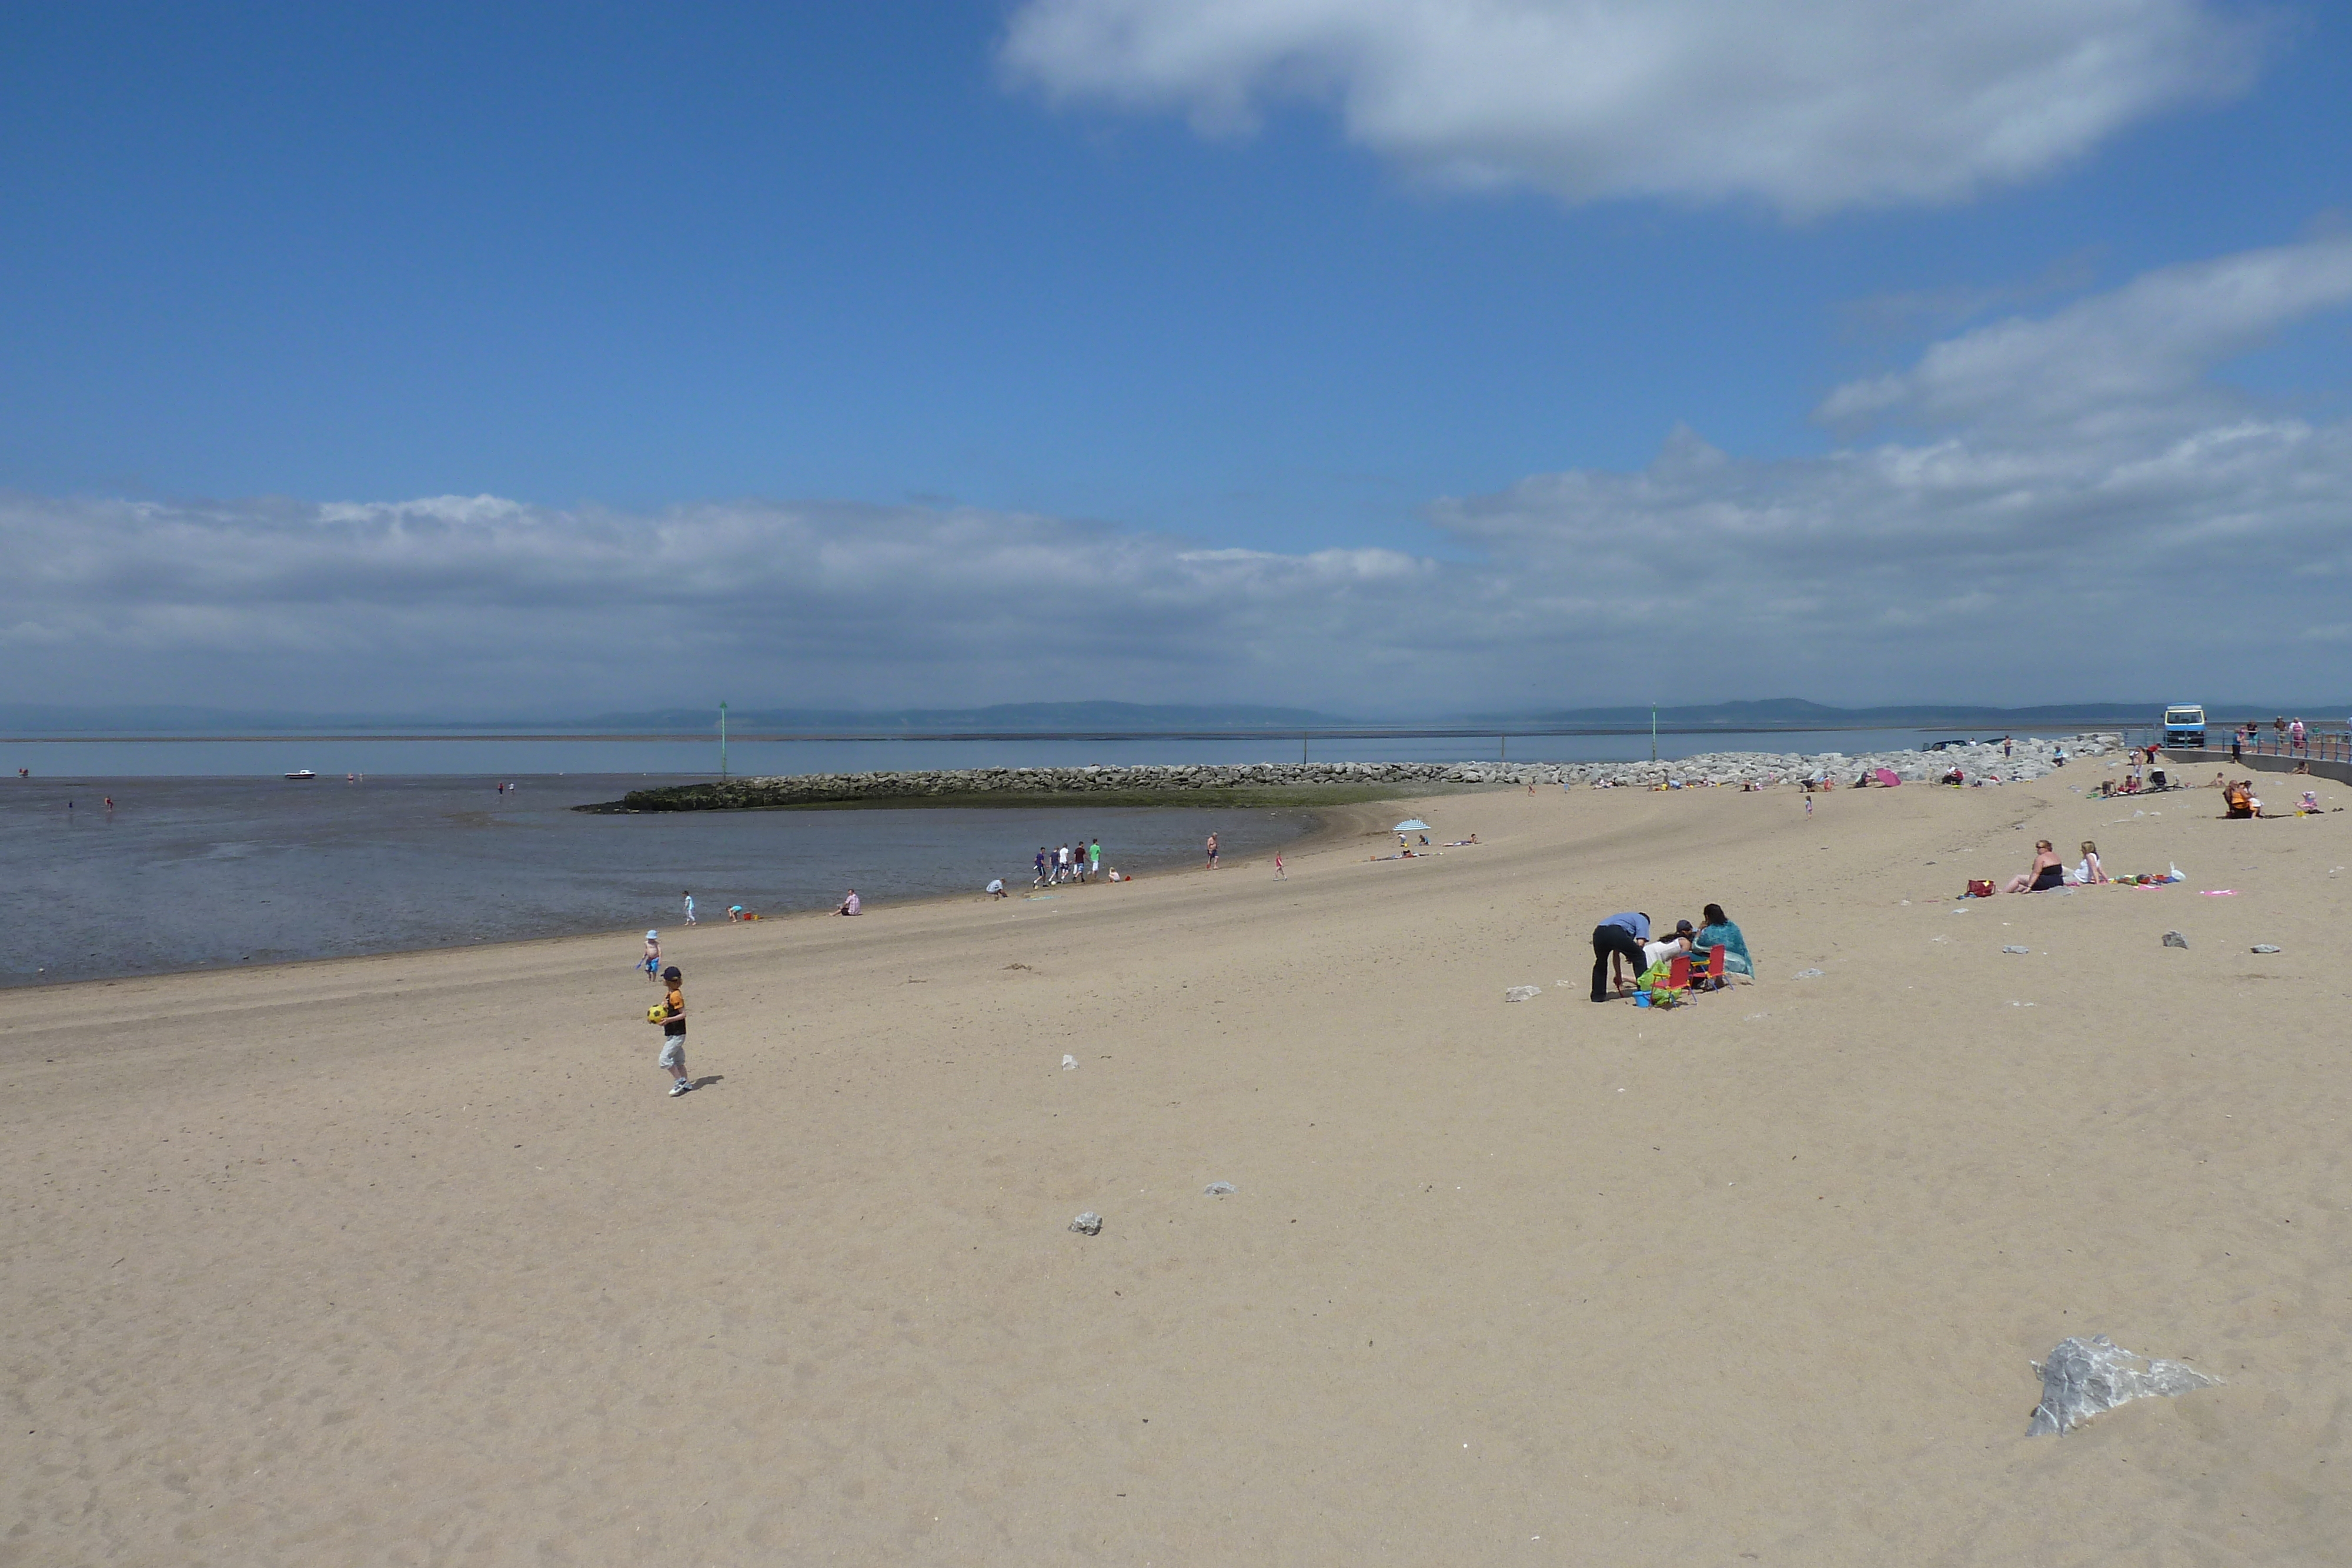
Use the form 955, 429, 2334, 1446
1559, 731, 2122, 790
585, 735, 2120, 811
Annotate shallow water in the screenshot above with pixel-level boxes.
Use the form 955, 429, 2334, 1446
1, 775, 1317, 987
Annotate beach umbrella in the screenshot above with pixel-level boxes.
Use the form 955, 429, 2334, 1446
1872, 767, 1902, 788
1392, 818, 1431, 831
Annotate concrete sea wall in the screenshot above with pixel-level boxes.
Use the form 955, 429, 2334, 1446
2160, 747, 2352, 788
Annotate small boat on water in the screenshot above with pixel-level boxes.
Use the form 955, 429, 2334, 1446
284, 769, 318, 781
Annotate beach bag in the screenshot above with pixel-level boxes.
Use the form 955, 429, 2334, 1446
1966, 880, 1994, 899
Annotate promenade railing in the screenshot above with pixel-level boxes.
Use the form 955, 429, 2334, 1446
2212, 728, 2348, 765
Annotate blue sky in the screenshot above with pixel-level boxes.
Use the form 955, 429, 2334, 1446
3, 1, 2349, 715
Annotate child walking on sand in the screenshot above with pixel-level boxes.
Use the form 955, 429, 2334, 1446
1274, 852, 1285, 880
642, 930, 660, 981
648, 965, 693, 1095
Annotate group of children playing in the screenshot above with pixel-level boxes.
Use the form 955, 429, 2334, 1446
1035, 840, 1104, 885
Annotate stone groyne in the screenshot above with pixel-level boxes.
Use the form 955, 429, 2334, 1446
586, 734, 2123, 811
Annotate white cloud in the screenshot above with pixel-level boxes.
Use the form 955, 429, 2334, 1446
0, 492, 1471, 714
6, 240, 2350, 714
1818, 236, 2352, 431
1001, 0, 2257, 213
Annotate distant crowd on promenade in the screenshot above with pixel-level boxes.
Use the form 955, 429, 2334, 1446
2219, 716, 2351, 767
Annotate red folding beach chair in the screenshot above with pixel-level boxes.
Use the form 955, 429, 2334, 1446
1665, 952, 1691, 991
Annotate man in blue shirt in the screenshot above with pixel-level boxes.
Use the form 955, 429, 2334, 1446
1591, 911, 1651, 1002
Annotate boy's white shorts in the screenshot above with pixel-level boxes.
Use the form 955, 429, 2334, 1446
658, 1037, 687, 1068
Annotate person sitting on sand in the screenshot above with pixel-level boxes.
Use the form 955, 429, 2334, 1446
1695, 904, 1753, 977
2074, 841, 2109, 885
2223, 781, 2259, 819
835, 889, 861, 915
2003, 840, 2067, 894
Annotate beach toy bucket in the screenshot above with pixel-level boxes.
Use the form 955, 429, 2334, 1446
1634, 992, 1652, 1008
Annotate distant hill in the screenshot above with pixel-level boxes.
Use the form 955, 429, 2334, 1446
0, 700, 1355, 734
583, 701, 1354, 732
5, 696, 2339, 735
1466, 698, 2243, 731
0, 703, 401, 733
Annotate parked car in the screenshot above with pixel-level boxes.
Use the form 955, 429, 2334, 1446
2161, 705, 2206, 748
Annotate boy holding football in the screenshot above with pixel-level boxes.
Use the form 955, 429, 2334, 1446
647, 965, 693, 1096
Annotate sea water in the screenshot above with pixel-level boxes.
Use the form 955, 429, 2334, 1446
2, 727, 2011, 986
0, 774, 1318, 987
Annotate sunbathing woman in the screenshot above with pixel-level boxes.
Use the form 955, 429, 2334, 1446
2076, 841, 2109, 885
2003, 840, 2066, 894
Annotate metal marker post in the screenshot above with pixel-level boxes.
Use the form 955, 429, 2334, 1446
1650, 704, 1658, 763
719, 701, 728, 779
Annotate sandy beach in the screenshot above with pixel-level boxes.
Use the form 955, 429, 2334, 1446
8, 777, 2349, 1565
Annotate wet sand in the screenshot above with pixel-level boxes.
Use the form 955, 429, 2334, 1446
7, 780, 2348, 1564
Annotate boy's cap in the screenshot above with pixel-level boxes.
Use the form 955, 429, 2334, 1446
1675, 920, 1695, 932
662, 966, 681, 981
